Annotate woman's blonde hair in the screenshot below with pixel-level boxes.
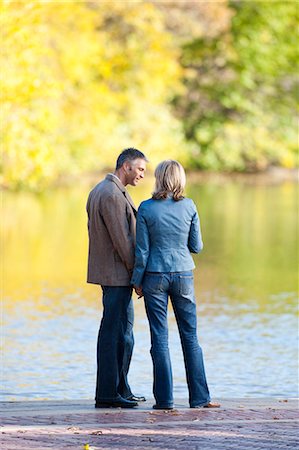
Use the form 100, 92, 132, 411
152, 160, 186, 201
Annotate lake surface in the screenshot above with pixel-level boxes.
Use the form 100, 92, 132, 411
2, 175, 298, 400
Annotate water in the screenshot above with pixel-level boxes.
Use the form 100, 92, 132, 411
2, 176, 298, 400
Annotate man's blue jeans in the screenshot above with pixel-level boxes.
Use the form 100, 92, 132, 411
143, 271, 211, 408
95, 286, 134, 402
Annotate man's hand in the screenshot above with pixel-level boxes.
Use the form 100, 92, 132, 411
134, 285, 143, 298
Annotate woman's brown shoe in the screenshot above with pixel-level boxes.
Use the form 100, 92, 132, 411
191, 401, 221, 409
203, 402, 221, 408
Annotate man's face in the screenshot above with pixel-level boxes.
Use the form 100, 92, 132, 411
125, 158, 146, 186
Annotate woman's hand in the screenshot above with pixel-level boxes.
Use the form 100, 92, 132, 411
134, 285, 143, 298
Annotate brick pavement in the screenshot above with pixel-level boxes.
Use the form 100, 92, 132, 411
1, 398, 298, 450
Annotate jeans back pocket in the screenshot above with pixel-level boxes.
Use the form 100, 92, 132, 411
177, 274, 194, 296
143, 273, 164, 293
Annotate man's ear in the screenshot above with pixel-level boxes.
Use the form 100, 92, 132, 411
123, 162, 131, 173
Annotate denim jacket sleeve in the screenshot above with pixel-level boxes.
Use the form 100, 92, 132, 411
188, 202, 203, 253
131, 206, 150, 286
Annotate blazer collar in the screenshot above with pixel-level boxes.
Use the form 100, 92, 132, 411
106, 174, 137, 214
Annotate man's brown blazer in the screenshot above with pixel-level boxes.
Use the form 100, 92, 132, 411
86, 174, 137, 286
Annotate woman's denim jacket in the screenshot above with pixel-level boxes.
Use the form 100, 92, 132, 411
131, 196, 203, 287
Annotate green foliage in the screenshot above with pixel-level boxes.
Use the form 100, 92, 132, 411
173, 0, 299, 171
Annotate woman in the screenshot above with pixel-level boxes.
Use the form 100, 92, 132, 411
131, 160, 219, 410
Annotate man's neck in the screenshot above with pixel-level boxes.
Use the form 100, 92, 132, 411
114, 170, 127, 186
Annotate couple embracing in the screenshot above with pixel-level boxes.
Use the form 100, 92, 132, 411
86, 148, 219, 410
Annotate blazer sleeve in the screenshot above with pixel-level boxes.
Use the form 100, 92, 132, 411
131, 206, 150, 286
188, 201, 203, 254
101, 193, 135, 273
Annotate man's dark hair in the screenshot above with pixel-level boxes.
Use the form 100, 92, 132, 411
116, 148, 148, 170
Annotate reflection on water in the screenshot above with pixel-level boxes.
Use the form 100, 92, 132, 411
2, 176, 298, 400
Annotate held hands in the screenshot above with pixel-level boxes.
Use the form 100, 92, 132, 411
134, 285, 143, 299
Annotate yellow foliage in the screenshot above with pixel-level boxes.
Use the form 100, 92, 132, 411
210, 121, 294, 171
1, 0, 186, 190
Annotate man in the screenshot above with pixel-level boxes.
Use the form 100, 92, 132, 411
86, 148, 148, 408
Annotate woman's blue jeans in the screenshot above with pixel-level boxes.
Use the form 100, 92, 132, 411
143, 271, 210, 408
95, 286, 134, 402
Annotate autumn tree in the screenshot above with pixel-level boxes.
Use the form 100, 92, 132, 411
172, 0, 299, 170
1, 1, 186, 190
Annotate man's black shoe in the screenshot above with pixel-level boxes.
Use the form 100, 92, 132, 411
127, 395, 146, 402
95, 397, 138, 408
153, 404, 173, 410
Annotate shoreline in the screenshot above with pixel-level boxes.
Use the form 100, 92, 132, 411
186, 166, 298, 185
1, 167, 298, 192
57, 166, 299, 187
